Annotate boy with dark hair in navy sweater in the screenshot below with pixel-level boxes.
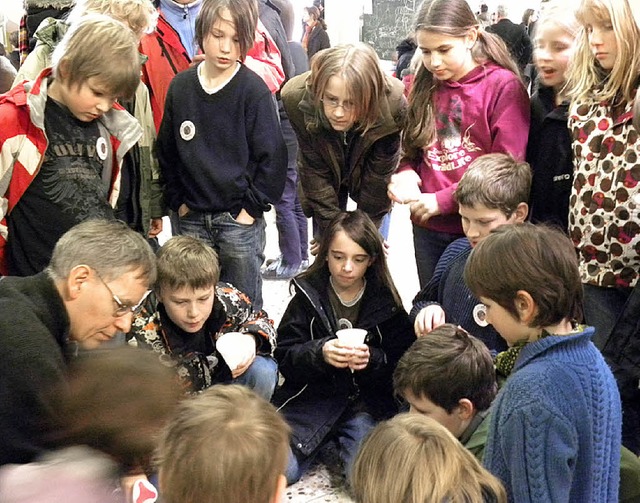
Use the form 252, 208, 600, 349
157, 0, 286, 311
410, 153, 530, 353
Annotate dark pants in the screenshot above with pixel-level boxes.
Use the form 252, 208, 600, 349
274, 103, 308, 268
413, 225, 463, 288
284, 410, 376, 485
584, 283, 639, 453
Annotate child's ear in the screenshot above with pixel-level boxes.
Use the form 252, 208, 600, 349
514, 290, 537, 324
55, 59, 70, 82
513, 202, 529, 223
465, 26, 478, 48
456, 398, 475, 420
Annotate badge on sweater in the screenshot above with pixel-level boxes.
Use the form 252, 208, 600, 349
96, 136, 108, 161
473, 303, 488, 327
180, 120, 196, 141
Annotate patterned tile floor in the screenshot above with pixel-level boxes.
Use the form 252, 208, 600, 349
262, 204, 419, 502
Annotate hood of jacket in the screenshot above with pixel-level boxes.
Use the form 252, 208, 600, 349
32, 17, 68, 52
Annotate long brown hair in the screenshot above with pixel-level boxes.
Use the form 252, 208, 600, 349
299, 210, 402, 307
402, 0, 520, 161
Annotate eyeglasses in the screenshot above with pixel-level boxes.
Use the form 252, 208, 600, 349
94, 270, 151, 317
321, 96, 355, 112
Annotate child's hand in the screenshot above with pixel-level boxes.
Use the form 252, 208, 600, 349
322, 339, 354, 368
414, 305, 446, 337
347, 344, 370, 371
309, 238, 320, 256
235, 208, 255, 225
178, 203, 191, 217
147, 218, 163, 238
387, 170, 422, 204
409, 193, 440, 225
231, 353, 256, 378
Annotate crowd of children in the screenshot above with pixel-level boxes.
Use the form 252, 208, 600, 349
0, 0, 638, 501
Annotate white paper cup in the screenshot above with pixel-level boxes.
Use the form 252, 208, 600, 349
336, 328, 367, 347
216, 332, 256, 370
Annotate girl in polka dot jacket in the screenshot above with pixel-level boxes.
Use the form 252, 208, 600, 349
565, 0, 640, 454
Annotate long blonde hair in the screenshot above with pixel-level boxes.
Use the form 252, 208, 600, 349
351, 413, 507, 503
565, 0, 640, 105
402, 0, 520, 161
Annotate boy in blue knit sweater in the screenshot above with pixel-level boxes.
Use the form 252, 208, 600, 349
410, 153, 530, 353
394, 324, 640, 502
465, 223, 621, 502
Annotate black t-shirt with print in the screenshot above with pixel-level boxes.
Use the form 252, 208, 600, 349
8, 97, 114, 276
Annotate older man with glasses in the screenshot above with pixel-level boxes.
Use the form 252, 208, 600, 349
0, 218, 156, 466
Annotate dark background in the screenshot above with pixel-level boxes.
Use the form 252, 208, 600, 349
361, 0, 418, 60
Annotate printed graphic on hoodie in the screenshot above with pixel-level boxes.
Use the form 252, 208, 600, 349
427, 94, 481, 172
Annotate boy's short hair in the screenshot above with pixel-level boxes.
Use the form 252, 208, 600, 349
393, 324, 497, 413
48, 219, 156, 285
67, 0, 158, 38
157, 384, 290, 503
156, 235, 220, 293
454, 153, 532, 217
195, 0, 258, 61
51, 14, 141, 100
464, 223, 583, 327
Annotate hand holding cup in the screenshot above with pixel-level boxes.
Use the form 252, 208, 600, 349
216, 332, 256, 373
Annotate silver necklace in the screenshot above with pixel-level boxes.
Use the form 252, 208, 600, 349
330, 277, 366, 307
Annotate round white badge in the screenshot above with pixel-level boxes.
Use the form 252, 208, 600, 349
180, 120, 196, 141
473, 303, 488, 327
96, 136, 108, 161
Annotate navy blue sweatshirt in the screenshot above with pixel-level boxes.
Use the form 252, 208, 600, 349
157, 63, 286, 218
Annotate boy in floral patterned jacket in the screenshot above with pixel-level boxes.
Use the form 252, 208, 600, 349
129, 235, 278, 399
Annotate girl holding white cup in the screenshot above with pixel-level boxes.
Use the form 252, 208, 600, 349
273, 210, 415, 485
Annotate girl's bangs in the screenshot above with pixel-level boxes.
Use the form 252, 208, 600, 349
576, 0, 611, 25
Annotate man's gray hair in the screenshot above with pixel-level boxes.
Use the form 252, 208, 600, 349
48, 219, 156, 284
496, 4, 508, 18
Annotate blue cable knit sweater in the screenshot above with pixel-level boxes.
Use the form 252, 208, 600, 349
484, 327, 621, 502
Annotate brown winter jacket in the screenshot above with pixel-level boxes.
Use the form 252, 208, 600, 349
282, 71, 406, 236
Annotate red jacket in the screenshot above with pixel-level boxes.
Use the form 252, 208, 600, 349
140, 15, 285, 133
0, 68, 141, 275
140, 15, 191, 133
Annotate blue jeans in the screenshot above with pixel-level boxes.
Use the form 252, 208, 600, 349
284, 410, 376, 485
175, 210, 266, 311
413, 225, 463, 288
230, 355, 278, 401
